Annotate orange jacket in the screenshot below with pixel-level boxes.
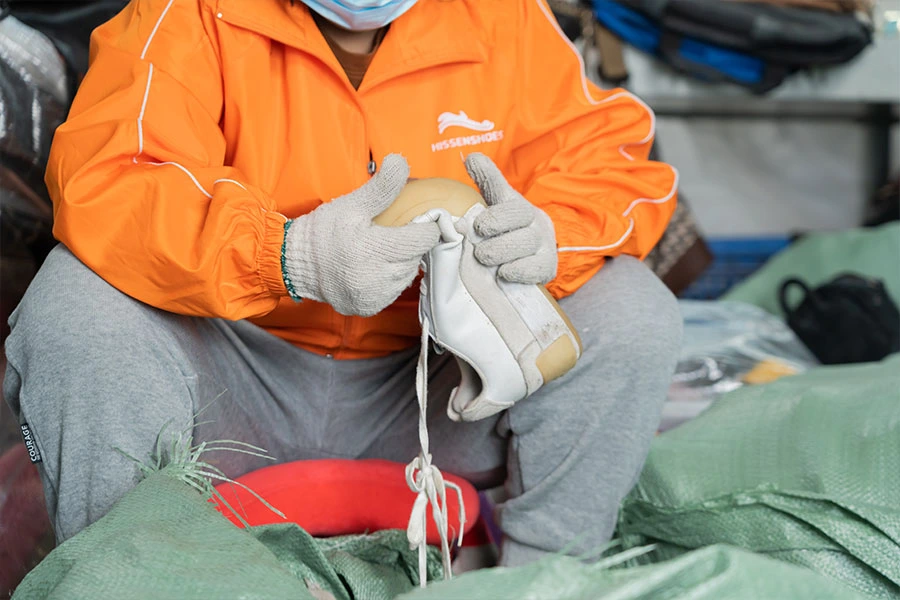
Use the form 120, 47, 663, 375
46, 0, 678, 359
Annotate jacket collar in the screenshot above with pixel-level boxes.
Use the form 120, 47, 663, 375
215, 0, 487, 91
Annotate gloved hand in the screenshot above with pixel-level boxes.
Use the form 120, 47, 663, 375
283, 154, 440, 317
464, 153, 558, 285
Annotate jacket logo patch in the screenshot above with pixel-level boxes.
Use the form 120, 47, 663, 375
432, 110, 503, 153
437, 111, 495, 134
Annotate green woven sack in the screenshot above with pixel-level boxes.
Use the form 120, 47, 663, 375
12, 468, 441, 600
618, 356, 900, 599
398, 544, 865, 599
15, 357, 900, 599
723, 223, 900, 317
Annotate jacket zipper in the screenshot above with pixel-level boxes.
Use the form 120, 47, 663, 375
336, 141, 375, 357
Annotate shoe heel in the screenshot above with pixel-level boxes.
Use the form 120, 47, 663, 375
534, 286, 582, 384
535, 335, 580, 384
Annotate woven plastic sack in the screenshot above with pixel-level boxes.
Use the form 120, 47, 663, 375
618, 356, 900, 599
398, 544, 865, 599
12, 469, 441, 600
723, 223, 900, 318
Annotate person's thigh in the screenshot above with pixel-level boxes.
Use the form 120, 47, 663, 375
2, 246, 346, 540
358, 348, 507, 488
4, 245, 208, 540
201, 330, 432, 470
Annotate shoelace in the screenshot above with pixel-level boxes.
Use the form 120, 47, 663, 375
406, 315, 466, 587
406, 211, 467, 587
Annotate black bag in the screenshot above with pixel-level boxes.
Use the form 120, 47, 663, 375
622, 0, 873, 67
780, 274, 900, 365
597, 0, 872, 92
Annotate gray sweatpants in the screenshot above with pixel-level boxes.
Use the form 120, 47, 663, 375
4, 245, 681, 565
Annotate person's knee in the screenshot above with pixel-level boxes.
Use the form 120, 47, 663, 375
562, 256, 682, 394
4, 244, 174, 422
7, 244, 152, 356
614, 259, 682, 366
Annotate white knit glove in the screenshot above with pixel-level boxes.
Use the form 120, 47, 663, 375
464, 153, 558, 285
282, 154, 440, 317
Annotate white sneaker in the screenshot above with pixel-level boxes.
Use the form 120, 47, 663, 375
375, 178, 582, 422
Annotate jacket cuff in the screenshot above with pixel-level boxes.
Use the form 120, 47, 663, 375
259, 210, 290, 298
281, 219, 302, 301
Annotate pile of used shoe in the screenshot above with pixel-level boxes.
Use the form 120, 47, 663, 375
0, 1, 129, 335
587, 0, 874, 92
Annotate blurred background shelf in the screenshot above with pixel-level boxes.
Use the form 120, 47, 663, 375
586, 31, 899, 239
616, 36, 900, 105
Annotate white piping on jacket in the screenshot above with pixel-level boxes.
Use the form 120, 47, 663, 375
534, 0, 678, 253
132, 0, 214, 195
148, 161, 212, 198
133, 62, 154, 163
213, 178, 248, 191
559, 219, 634, 253
140, 0, 176, 60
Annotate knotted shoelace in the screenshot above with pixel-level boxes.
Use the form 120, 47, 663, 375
405, 313, 466, 587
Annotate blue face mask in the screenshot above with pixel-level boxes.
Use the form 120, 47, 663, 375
302, 0, 418, 31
